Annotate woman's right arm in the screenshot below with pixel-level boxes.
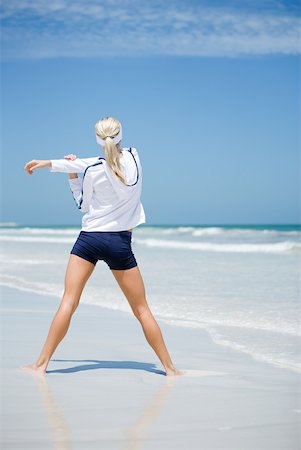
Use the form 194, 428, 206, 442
63, 154, 85, 210
63, 154, 79, 179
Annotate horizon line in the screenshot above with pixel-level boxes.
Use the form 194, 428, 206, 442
1, 223, 300, 228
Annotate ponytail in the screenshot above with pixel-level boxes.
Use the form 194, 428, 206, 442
95, 116, 127, 185
103, 138, 127, 185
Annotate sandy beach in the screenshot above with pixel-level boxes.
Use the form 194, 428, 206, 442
0, 285, 300, 449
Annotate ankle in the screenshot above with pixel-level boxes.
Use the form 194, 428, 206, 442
35, 358, 48, 369
164, 362, 175, 371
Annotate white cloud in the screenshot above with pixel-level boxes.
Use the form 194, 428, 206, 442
1, 0, 300, 59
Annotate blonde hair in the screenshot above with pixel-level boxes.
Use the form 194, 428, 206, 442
95, 116, 126, 185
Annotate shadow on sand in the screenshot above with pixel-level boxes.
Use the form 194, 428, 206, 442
47, 359, 166, 376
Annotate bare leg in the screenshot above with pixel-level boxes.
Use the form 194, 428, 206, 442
21, 255, 95, 374
111, 266, 183, 376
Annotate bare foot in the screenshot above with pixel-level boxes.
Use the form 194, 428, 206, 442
165, 367, 185, 376
19, 364, 46, 376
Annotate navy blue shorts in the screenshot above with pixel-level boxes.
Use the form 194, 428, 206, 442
70, 230, 137, 270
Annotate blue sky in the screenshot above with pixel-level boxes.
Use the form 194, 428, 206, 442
1, 0, 300, 226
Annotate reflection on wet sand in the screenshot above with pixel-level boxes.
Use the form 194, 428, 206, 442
32, 374, 72, 450
31, 369, 178, 450
123, 376, 177, 450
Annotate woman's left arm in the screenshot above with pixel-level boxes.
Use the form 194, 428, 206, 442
24, 160, 52, 174
49, 156, 100, 173
24, 156, 100, 175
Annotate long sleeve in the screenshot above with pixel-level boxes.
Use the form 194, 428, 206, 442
68, 177, 83, 209
68, 175, 93, 213
49, 156, 101, 173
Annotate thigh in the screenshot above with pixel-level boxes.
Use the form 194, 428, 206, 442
63, 254, 95, 307
111, 266, 149, 317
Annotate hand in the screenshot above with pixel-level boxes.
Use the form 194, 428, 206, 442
64, 154, 77, 160
64, 154, 78, 179
24, 159, 51, 175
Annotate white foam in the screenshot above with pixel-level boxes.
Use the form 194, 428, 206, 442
0, 259, 59, 265
161, 227, 197, 234
12, 227, 79, 235
209, 333, 301, 374
133, 238, 301, 253
192, 227, 226, 236
157, 226, 301, 238
157, 314, 301, 337
1, 235, 299, 252
0, 236, 75, 244
0, 281, 60, 297
0, 274, 62, 298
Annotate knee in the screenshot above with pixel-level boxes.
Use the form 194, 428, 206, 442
60, 295, 79, 315
133, 304, 150, 320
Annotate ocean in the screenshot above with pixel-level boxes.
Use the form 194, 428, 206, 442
0, 224, 300, 373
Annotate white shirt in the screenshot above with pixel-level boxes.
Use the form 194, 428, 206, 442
49, 147, 146, 232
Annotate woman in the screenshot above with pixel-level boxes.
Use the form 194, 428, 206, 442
22, 117, 182, 376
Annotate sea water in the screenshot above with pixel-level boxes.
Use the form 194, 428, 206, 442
0, 224, 300, 373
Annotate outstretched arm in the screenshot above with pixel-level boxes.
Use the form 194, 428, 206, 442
24, 156, 100, 175
49, 156, 100, 173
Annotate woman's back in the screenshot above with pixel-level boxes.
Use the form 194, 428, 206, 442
50, 147, 146, 232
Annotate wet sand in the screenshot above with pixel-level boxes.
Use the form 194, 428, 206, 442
1, 285, 300, 449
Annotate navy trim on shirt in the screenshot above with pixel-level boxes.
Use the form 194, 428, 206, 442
72, 149, 139, 210
99, 148, 139, 186
126, 148, 139, 186
77, 159, 104, 209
